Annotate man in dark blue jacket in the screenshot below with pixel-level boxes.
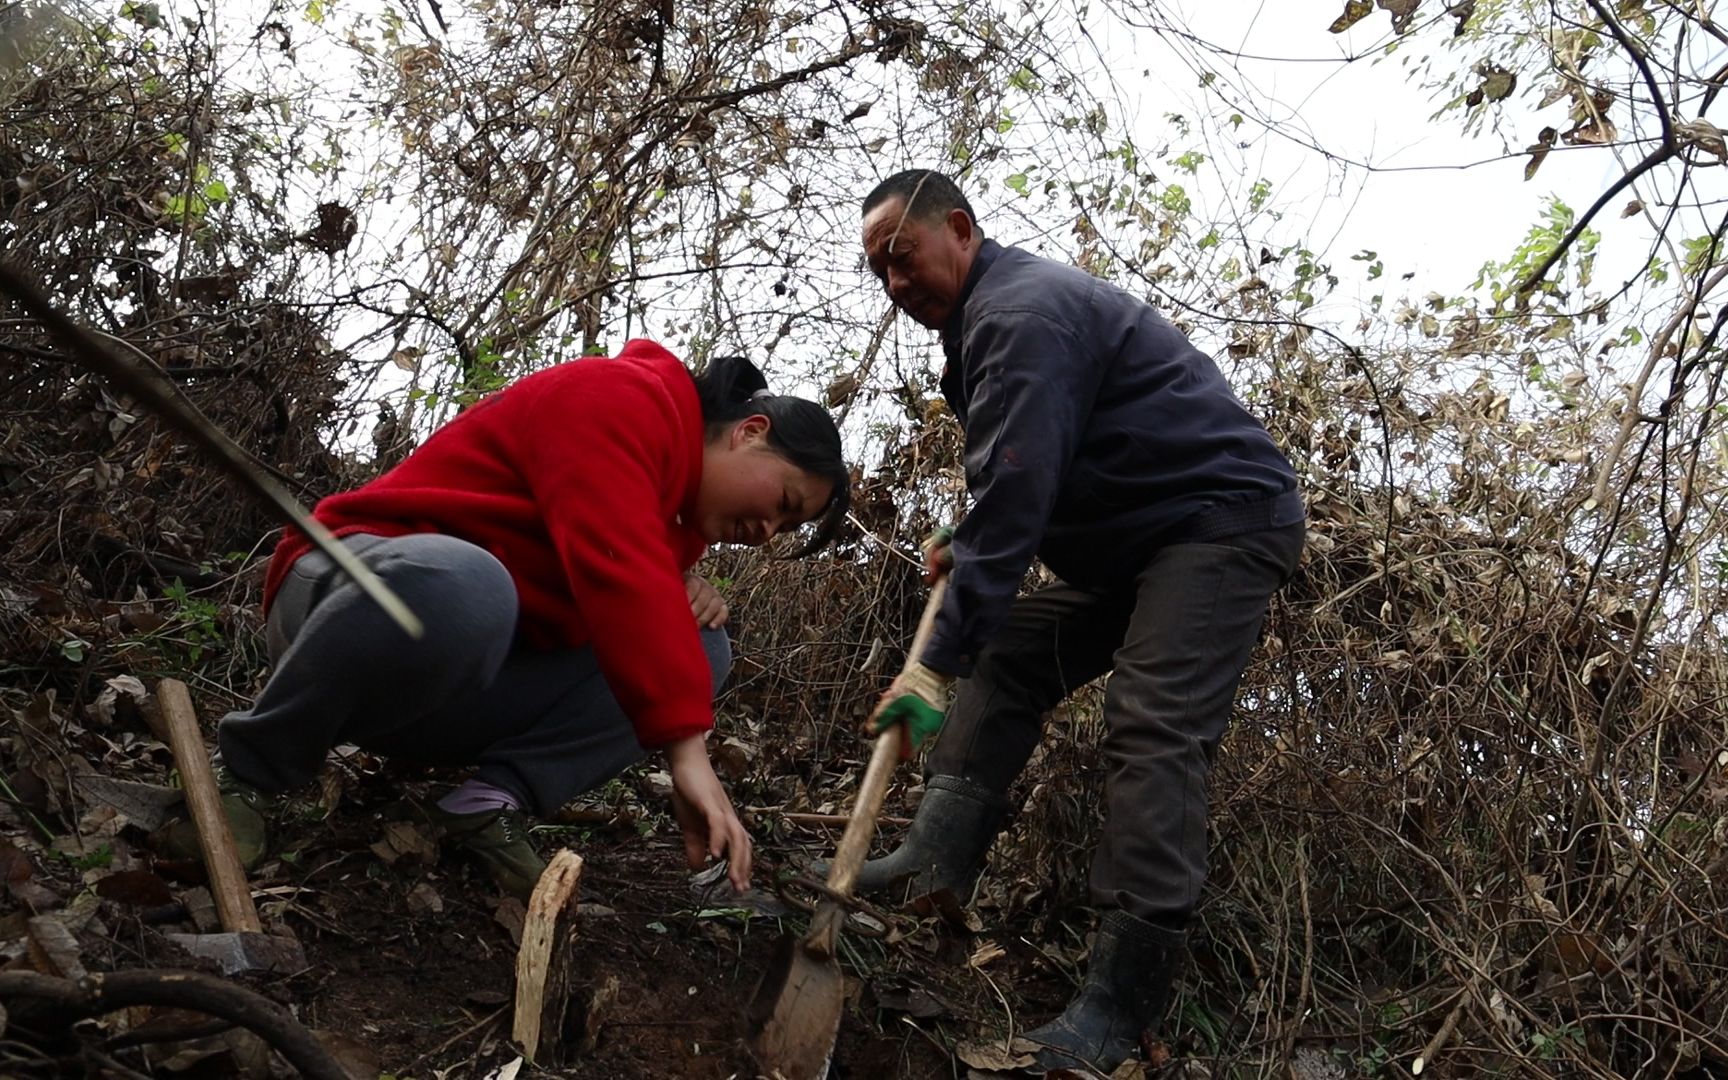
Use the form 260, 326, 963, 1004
857, 169, 1305, 1076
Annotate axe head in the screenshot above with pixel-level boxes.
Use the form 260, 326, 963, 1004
166, 931, 306, 975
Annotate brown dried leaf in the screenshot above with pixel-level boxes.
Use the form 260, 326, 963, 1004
298, 202, 357, 255
370, 820, 437, 865
90, 675, 148, 726
967, 939, 1006, 968
1524, 126, 1558, 181
406, 882, 444, 914
1480, 66, 1516, 103
869, 978, 949, 1019
824, 372, 861, 408
1566, 116, 1618, 144
0, 839, 33, 887
709, 740, 751, 782
955, 1039, 1035, 1071
493, 896, 526, 945
1328, 0, 1373, 33
70, 775, 182, 832
4, 770, 49, 812
1378, 0, 1419, 33
20, 692, 57, 738
95, 869, 174, 908
26, 915, 86, 979
313, 1031, 381, 1079
8, 882, 61, 915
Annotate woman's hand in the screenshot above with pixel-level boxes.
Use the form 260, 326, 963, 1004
685, 573, 730, 629
664, 733, 752, 892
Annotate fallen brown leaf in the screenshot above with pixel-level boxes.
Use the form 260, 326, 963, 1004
954, 1038, 1035, 1071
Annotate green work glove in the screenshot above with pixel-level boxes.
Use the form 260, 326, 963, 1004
921, 526, 955, 584
869, 660, 953, 759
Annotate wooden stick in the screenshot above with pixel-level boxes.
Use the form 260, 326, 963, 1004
768, 811, 912, 828
822, 578, 946, 902
514, 849, 583, 1063
0, 261, 420, 640
801, 578, 949, 962
155, 679, 261, 934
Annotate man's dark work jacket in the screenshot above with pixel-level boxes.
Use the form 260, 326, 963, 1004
925, 239, 1305, 677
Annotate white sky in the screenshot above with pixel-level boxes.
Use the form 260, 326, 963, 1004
52, 0, 1719, 397
1095, 2, 1680, 308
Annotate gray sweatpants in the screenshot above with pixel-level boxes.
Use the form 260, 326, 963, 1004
218, 533, 730, 816
927, 521, 1305, 929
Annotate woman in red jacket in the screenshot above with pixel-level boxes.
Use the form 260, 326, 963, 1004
160, 341, 849, 900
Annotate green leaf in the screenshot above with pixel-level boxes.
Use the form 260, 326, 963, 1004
202, 180, 228, 202
1681, 234, 1723, 276
121, 1, 164, 29
1008, 65, 1041, 93
1005, 172, 1030, 196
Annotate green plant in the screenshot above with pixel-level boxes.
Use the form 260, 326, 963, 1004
62, 843, 114, 872
161, 579, 225, 664
1531, 1022, 1586, 1059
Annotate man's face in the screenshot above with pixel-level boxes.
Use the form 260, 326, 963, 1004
861, 197, 977, 330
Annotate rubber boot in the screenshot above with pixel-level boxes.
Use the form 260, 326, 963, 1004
1025, 910, 1185, 1076
152, 764, 271, 870
427, 805, 547, 902
850, 775, 1008, 902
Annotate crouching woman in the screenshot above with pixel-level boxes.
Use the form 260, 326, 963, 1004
160, 340, 849, 900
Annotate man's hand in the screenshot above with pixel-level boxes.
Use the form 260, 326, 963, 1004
921, 526, 955, 585
664, 733, 752, 892
685, 573, 729, 629
867, 660, 953, 760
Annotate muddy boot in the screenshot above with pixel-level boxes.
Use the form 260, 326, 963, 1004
850, 775, 1008, 902
428, 805, 546, 902
1025, 910, 1184, 1076
152, 765, 271, 870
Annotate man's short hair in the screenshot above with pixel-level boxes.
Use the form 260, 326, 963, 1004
862, 169, 978, 230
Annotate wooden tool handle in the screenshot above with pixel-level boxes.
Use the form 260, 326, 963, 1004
823, 577, 948, 899
156, 679, 262, 934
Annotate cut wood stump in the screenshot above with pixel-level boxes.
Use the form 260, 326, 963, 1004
513, 849, 583, 1065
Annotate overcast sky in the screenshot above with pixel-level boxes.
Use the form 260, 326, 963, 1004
1093, 2, 1678, 311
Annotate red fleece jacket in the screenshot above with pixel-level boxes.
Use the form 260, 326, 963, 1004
264, 339, 714, 749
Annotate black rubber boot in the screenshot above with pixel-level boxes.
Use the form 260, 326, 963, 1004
850, 775, 1008, 902
1025, 910, 1185, 1076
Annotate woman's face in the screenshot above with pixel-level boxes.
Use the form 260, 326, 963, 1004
694, 416, 835, 547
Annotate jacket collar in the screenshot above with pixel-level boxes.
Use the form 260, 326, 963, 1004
940, 238, 1003, 368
